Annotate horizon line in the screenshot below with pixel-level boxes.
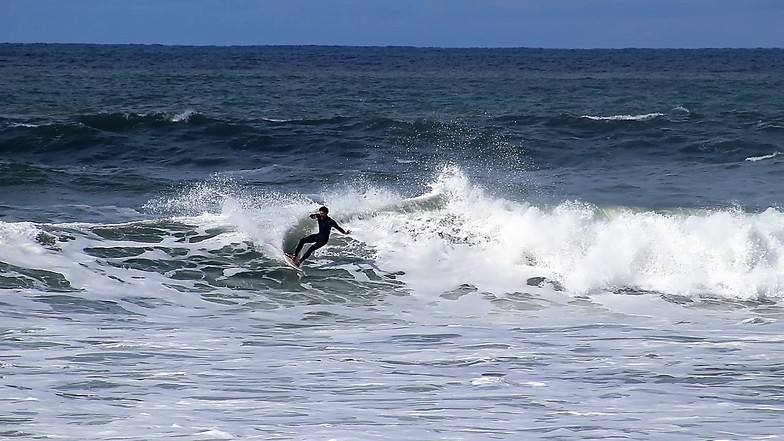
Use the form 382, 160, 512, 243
1, 42, 782, 51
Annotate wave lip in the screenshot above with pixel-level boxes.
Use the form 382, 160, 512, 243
581, 112, 666, 121
745, 152, 782, 162
580, 107, 689, 123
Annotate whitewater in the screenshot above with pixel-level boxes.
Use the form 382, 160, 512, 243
6, 165, 782, 299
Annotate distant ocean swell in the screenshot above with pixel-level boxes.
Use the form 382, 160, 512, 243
3, 107, 781, 166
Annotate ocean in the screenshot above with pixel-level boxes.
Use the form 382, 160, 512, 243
1, 44, 784, 440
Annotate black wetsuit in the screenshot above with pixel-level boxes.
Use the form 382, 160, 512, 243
294, 215, 347, 263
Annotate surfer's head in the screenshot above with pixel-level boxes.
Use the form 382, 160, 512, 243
318, 206, 329, 217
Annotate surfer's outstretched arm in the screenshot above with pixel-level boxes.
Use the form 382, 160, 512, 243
334, 221, 350, 235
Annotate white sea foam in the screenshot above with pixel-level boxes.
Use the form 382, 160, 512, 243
745, 151, 782, 162
314, 166, 784, 301
10, 122, 42, 128
170, 109, 198, 123
582, 112, 665, 121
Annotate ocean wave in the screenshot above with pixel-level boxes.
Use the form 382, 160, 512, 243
170, 109, 198, 123
77, 110, 220, 131
580, 106, 691, 123
0, 111, 260, 165
8, 122, 43, 128
745, 151, 783, 162
755, 120, 784, 132
581, 112, 666, 121
680, 138, 779, 162
346, 167, 784, 302
1, 110, 229, 134
4, 167, 783, 305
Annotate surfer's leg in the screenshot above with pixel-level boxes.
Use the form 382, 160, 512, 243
294, 234, 318, 257
300, 239, 328, 263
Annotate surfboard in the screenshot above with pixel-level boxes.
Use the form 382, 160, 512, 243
282, 252, 304, 272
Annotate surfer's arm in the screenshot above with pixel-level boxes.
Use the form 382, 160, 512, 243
333, 220, 350, 235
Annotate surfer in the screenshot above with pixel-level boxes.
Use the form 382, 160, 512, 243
287, 206, 350, 267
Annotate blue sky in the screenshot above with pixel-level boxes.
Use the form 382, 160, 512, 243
1, 0, 782, 48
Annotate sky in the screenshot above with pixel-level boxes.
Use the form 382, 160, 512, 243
1, 0, 783, 49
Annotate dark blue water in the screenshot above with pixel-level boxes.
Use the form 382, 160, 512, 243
2, 45, 783, 224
